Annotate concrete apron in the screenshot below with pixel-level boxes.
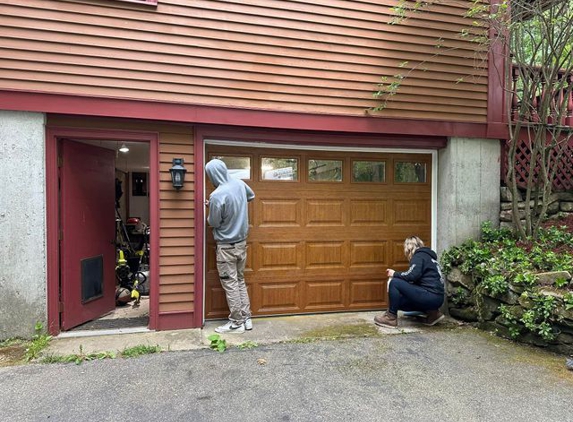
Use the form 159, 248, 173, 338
44, 311, 428, 357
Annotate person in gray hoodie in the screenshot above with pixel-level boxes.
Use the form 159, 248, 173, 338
374, 236, 445, 328
205, 159, 256, 334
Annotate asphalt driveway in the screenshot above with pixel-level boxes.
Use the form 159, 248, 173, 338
1, 325, 572, 422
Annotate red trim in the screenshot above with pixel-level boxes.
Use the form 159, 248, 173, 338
193, 135, 205, 328
147, 133, 161, 330
45, 129, 60, 336
45, 126, 160, 334
195, 125, 447, 149
2, 90, 494, 139
155, 311, 195, 331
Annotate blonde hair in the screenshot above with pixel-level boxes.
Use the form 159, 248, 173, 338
403, 236, 424, 260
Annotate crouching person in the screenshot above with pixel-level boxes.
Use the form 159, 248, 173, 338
374, 236, 445, 328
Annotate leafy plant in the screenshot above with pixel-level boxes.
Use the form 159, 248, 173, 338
207, 334, 227, 353
512, 272, 538, 287
450, 287, 470, 307
519, 292, 558, 341
24, 322, 52, 362
499, 304, 522, 339
563, 292, 573, 311
554, 277, 569, 289
481, 274, 509, 297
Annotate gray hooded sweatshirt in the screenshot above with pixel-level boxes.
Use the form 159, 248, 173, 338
205, 159, 255, 244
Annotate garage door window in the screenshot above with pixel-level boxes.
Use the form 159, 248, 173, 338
352, 160, 386, 183
395, 162, 426, 183
308, 159, 342, 182
261, 157, 298, 181
211, 155, 251, 180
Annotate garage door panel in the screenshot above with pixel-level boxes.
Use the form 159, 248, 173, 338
257, 242, 302, 271
305, 280, 346, 310
393, 199, 431, 225
256, 281, 301, 313
349, 278, 386, 308
350, 199, 389, 226
258, 198, 301, 227
206, 243, 255, 272
306, 199, 346, 226
306, 242, 346, 269
350, 241, 389, 268
205, 146, 431, 319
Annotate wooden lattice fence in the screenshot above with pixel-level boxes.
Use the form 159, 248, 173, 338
502, 65, 573, 191
502, 138, 573, 191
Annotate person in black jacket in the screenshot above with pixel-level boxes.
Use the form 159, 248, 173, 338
374, 236, 445, 328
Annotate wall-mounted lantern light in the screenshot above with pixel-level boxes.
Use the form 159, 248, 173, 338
169, 158, 187, 190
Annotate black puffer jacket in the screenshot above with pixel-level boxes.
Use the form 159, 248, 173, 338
394, 247, 445, 295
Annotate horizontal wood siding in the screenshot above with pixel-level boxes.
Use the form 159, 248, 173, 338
158, 132, 195, 314
46, 116, 196, 315
1, 0, 487, 122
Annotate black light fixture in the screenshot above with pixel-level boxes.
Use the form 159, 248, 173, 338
169, 158, 187, 190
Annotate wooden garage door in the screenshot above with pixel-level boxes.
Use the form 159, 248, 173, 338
205, 146, 432, 319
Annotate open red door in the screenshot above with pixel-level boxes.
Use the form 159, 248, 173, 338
60, 140, 116, 330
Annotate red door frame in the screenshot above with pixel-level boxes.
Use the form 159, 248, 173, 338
46, 126, 160, 335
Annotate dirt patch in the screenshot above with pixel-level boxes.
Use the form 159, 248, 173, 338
0, 344, 27, 367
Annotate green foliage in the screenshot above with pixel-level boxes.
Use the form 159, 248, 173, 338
444, 219, 573, 342
450, 287, 470, 306
482, 274, 509, 297
207, 334, 227, 353
499, 304, 522, 339
520, 291, 557, 341
121, 345, 161, 358
237, 341, 259, 350
563, 292, 573, 310
42, 346, 117, 365
512, 272, 538, 287
24, 323, 52, 362
371, 74, 405, 111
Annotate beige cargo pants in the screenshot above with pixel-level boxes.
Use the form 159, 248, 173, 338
216, 240, 252, 324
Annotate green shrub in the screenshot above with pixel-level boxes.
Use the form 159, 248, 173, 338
443, 219, 573, 342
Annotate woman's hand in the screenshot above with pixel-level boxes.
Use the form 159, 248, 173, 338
386, 269, 395, 278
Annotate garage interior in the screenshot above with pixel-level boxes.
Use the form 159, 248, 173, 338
70, 139, 151, 332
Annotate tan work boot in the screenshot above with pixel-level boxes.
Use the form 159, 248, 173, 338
374, 311, 398, 328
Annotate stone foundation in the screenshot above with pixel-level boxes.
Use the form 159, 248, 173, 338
499, 187, 573, 229
447, 267, 573, 355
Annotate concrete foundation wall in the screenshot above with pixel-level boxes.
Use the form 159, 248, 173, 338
0, 111, 46, 339
437, 137, 501, 255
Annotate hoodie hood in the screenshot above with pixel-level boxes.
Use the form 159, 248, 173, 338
415, 247, 437, 260
205, 159, 229, 187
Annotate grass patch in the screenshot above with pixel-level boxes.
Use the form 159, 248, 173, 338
121, 344, 161, 358
40, 344, 161, 365
289, 323, 381, 344
41, 349, 117, 365
237, 341, 259, 350
0, 337, 24, 348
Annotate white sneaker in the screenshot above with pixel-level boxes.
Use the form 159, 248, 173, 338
214, 321, 245, 334
244, 318, 253, 331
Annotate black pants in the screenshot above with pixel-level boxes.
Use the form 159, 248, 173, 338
388, 277, 443, 315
